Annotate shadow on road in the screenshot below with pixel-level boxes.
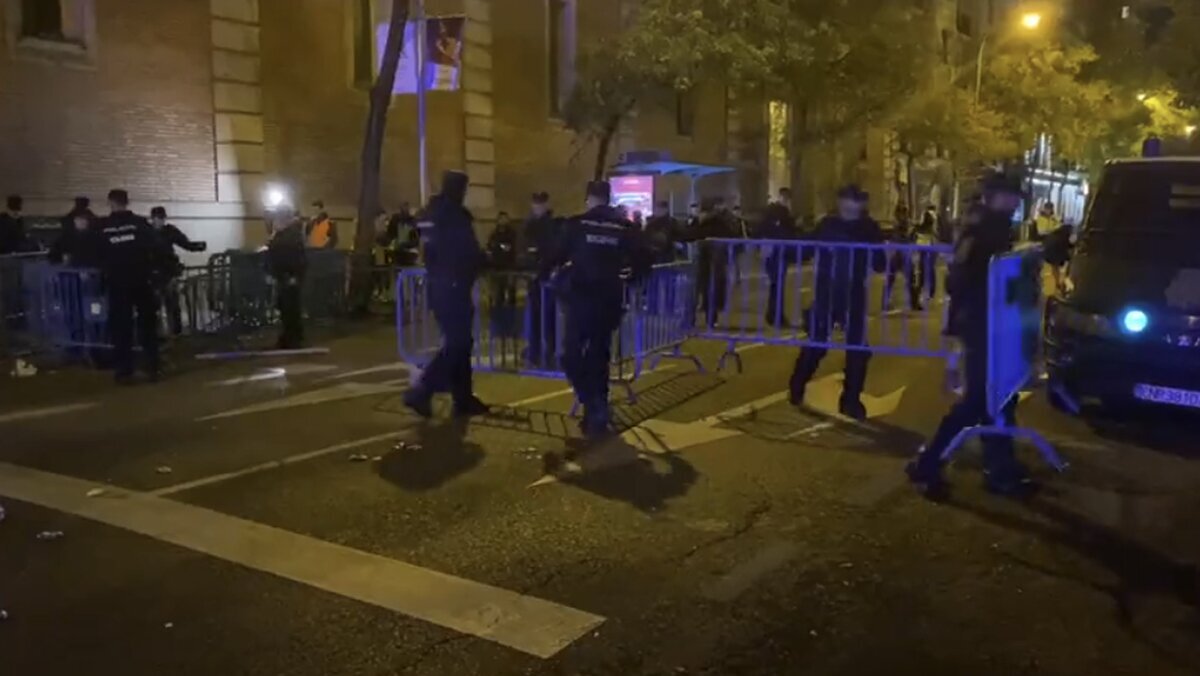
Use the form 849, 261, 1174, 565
952, 494, 1199, 665
1082, 407, 1200, 461
471, 372, 725, 441
377, 417, 484, 492
555, 438, 700, 513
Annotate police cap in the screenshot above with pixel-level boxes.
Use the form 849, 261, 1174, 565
980, 171, 1024, 196
150, 206, 167, 219
836, 184, 869, 202
531, 191, 550, 204
586, 180, 611, 203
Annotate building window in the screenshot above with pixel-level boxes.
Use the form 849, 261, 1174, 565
547, 0, 576, 117
4, 0, 96, 65
675, 89, 696, 137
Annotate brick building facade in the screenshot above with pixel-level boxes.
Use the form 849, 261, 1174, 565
0, 0, 760, 259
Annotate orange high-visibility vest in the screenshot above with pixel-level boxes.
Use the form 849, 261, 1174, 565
308, 218, 332, 248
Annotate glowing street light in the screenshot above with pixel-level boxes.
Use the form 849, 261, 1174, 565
1136, 92, 1148, 102
976, 10, 1046, 104
1187, 125, 1198, 137
1021, 12, 1043, 30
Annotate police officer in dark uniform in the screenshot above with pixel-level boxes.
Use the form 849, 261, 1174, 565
486, 211, 519, 338
644, 201, 680, 265
758, 190, 799, 327
789, 185, 885, 420
541, 180, 650, 438
685, 198, 737, 327
906, 172, 1035, 498
95, 189, 161, 384
265, 204, 308, 349
404, 171, 489, 419
521, 192, 561, 367
150, 206, 207, 336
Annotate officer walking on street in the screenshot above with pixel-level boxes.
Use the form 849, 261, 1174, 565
265, 204, 307, 350
522, 191, 561, 367
906, 172, 1036, 499
541, 180, 650, 438
404, 171, 489, 419
96, 189, 161, 384
789, 185, 885, 420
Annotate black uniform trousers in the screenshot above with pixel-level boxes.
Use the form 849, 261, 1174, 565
419, 284, 475, 402
884, 252, 923, 311
698, 260, 728, 327
108, 278, 160, 377
764, 254, 790, 325
561, 295, 621, 409
275, 275, 304, 348
790, 297, 870, 400
913, 330, 1019, 477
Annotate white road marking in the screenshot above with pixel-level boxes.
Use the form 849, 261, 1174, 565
198, 381, 408, 421
0, 462, 603, 658
151, 431, 411, 496
319, 362, 416, 382
0, 402, 98, 425
703, 541, 800, 602
784, 422, 836, 439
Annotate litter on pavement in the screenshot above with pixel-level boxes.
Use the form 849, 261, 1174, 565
36, 531, 65, 541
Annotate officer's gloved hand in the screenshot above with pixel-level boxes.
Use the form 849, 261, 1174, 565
198, 242, 208, 252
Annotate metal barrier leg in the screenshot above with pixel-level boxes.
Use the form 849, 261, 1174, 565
940, 425, 1069, 473
716, 340, 743, 374
647, 343, 705, 374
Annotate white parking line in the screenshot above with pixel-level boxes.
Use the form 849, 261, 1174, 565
152, 431, 410, 497
0, 402, 98, 425
0, 462, 603, 658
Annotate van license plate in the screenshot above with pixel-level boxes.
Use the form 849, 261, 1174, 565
1133, 384, 1200, 409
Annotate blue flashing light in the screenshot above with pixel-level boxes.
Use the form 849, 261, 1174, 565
1122, 309, 1149, 334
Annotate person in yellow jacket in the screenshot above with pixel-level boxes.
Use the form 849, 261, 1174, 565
305, 200, 339, 249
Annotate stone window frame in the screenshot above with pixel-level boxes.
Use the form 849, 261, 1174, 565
3, 0, 98, 68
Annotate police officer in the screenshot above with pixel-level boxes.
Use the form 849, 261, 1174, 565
906, 172, 1035, 498
404, 171, 489, 419
686, 197, 737, 327
150, 206, 207, 336
789, 185, 885, 420
644, 201, 680, 264
522, 191, 560, 367
541, 180, 650, 438
486, 211, 519, 338
266, 205, 307, 349
758, 189, 800, 327
95, 189, 161, 384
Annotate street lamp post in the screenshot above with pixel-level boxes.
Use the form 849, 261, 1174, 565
974, 11, 1043, 105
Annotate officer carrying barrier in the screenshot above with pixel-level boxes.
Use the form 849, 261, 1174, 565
395, 261, 703, 403
693, 238, 956, 372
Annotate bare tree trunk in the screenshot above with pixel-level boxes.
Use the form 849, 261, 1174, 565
592, 114, 622, 181
350, 0, 409, 315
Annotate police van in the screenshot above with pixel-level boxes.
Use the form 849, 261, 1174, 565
1045, 156, 1200, 412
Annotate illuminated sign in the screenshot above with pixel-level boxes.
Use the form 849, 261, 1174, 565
610, 175, 655, 218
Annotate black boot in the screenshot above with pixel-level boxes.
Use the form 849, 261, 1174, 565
838, 395, 867, 421
403, 388, 433, 419
983, 463, 1039, 498
453, 394, 490, 418
905, 455, 949, 501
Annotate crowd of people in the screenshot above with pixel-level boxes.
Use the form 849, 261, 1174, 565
2, 191, 210, 383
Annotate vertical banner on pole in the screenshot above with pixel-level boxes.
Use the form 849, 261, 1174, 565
380, 15, 466, 94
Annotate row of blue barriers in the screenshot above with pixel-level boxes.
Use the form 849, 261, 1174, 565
395, 261, 704, 404
394, 238, 1063, 470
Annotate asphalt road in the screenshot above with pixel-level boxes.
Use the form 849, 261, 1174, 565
2, 313, 1199, 675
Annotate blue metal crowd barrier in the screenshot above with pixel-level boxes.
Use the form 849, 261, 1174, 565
395, 263, 703, 403
20, 262, 109, 352
941, 246, 1067, 471
693, 238, 955, 372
